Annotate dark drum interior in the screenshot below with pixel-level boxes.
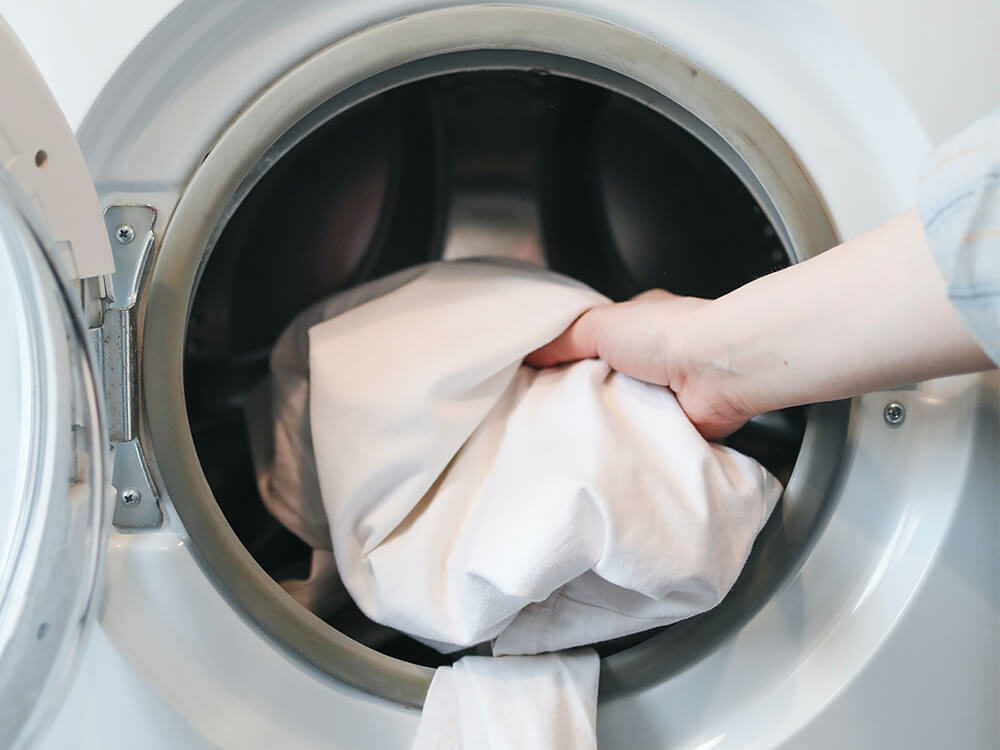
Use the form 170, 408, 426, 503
184, 70, 804, 667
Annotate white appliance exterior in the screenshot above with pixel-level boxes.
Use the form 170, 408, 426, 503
0, 2, 996, 749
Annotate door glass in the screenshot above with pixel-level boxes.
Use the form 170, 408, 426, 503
0, 180, 108, 750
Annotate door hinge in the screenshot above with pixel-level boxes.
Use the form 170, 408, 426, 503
98, 205, 163, 530
102, 205, 157, 312
101, 306, 136, 443
111, 439, 163, 530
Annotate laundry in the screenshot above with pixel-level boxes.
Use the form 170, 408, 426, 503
411, 650, 600, 750
248, 259, 783, 747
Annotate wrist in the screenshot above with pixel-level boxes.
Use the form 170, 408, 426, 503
664, 297, 774, 429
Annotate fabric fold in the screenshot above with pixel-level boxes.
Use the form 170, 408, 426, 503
303, 261, 782, 653
246, 259, 784, 750
411, 650, 600, 750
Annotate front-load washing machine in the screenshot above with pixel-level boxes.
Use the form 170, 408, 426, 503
0, 2, 997, 748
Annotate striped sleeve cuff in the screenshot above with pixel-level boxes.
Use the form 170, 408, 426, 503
918, 109, 1000, 365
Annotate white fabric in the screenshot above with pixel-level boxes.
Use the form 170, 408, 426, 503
248, 259, 783, 750
305, 260, 782, 655
411, 650, 599, 750
247, 267, 425, 550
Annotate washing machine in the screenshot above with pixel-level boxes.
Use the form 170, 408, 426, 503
1, 1, 997, 748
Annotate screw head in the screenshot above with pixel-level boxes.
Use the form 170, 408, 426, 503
883, 401, 905, 427
121, 487, 141, 506
115, 224, 135, 244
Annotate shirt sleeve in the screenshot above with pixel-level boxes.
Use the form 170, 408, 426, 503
918, 108, 1000, 366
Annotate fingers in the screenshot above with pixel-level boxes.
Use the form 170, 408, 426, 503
525, 290, 685, 369
525, 307, 604, 367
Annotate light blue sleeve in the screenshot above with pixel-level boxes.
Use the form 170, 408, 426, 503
918, 108, 1000, 366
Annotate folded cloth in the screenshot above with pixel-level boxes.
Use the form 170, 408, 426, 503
411, 650, 599, 750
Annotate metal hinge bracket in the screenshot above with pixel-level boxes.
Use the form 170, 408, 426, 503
99, 205, 163, 530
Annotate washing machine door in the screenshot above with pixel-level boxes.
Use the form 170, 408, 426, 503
0, 18, 115, 750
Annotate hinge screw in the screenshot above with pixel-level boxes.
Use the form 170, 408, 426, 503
121, 487, 141, 506
115, 224, 135, 244
883, 402, 905, 427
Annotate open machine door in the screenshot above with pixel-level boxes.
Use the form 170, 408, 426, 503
0, 18, 116, 750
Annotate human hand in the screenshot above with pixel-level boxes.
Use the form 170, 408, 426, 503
529, 211, 996, 441
526, 290, 755, 439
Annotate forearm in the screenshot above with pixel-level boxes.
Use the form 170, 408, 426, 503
672, 209, 995, 416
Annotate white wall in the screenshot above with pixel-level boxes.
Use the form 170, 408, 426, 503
813, 0, 1000, 143
0, 0, 182, 129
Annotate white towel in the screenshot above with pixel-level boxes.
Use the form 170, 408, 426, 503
247, 259, 782, 749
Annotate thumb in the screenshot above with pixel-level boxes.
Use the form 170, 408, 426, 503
524, 306, 605, 367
